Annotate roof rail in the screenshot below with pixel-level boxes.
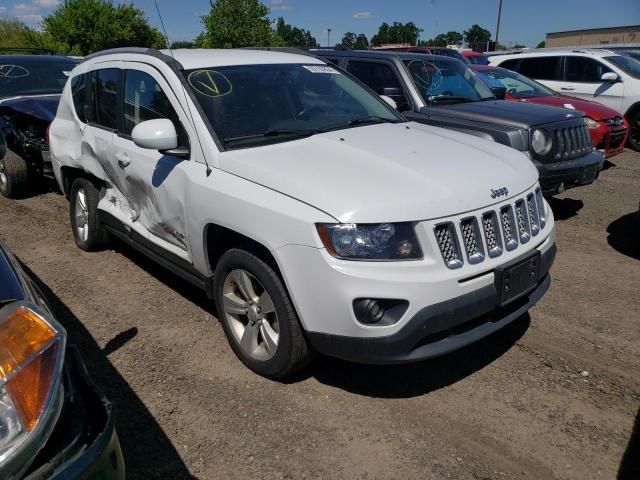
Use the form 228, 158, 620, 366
80, 47, 182, 68
488, 44, 640, 56
242, 46, 312, 56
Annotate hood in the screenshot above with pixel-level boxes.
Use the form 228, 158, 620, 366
427, 99, 584, 129
217, 122, 538, 223
514, 94, 622, 121
0, 94, 61, 123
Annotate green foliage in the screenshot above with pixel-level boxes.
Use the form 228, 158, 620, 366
170, 40, 197, 49
276, 17, 318, 48
41, 0, 166, 56
199, 0, 274, 48
354, 34, 369, 50
0, 18, 77, 55
371, 21, 423, 47
536, 40, 546, 48
464, 24, 492, 46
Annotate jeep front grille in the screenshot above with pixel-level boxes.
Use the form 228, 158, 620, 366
434, 189, 546, 269
553, 124, 591, 161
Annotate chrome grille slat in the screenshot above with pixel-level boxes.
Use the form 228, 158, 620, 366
500, 205, 518, 251
460, 217, 484, 264
434, 222, 463, 269
527, 194, 540, 236
482, 211, 503, 258
535, 188, 546, 228
515, 200, 531, 244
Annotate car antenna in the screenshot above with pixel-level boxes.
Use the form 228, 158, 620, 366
153, 0, 212, 177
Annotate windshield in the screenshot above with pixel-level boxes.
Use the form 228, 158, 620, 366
0, 60, 75, 98
466, 54, 490, 65
184, 63, 402, 149
605, 55, 640, 79
475, 68, 555, 98
404, 59, 495, 103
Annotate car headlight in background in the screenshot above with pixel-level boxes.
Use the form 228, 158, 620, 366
584, 117, 600, 129
316, 223, 423, 260
531, 129, 552, 155
0, 302, 65, 463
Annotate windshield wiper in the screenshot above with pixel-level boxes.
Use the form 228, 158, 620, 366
318, 116, 399, 132
428, 95, 476, 103
223, 129, 319, 144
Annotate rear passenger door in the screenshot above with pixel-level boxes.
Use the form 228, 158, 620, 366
345, 59, 413, 112
513, 56, 563, 93
558, 56, 624, 112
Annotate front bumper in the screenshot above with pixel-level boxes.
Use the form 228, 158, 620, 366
24, 346, 125, 480
534, 150, 604, 194
307, 244, 555, 364
591, 122, 628, 159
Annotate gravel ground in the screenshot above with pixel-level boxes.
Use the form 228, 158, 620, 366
0, 150, 639, 480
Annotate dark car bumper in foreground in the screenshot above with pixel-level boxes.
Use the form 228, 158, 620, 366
308, 244, 556, 365
24, 346, 125, 480
535, 150, 604, 194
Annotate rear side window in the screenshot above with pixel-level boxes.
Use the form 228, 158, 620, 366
499, 59, 520, 71
94, 69, 121, 130
565, 57, 612, 82
123, 70, 188, 147
71, 74, 88, 123
517, 57, 562, 80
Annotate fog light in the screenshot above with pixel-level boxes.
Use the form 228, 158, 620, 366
353, 298, 409, 326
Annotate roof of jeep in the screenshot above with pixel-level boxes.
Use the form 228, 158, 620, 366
312, 49, 462, 65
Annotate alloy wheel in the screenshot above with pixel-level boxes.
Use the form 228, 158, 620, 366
74, 187, 89, 243
222, 269, 279, 361
0, 158, 6, 192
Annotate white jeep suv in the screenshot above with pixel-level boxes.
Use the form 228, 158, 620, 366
489, 49, 640, 151
50, 48, 556, 378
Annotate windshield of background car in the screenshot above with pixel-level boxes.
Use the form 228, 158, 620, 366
0, 60, 75, 97
476, 68, 555, 98
404, 59, 494, 102
184, 63, 403, 148
605, 55, 640, 79
466, 54, 490, 65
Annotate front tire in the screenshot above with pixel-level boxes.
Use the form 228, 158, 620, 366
69, 178, 109, 251
0, 149, 31, 198
214, 249, 313, 378
627, 110, 640, 152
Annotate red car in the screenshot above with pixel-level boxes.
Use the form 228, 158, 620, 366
471, 65, 628, 158
463, 51, 490, 65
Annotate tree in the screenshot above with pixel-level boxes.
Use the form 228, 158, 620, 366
536, 40, 546, 48
445, 31, 463, 46
171, 40, 197, 49
276, 17, 318, 48
464, 24, 491, 50
354, 33, 369, 50
339, 32, 357, 49
199, 0, 274, 48
42, 0, 165, 55
371, 21, 422, 46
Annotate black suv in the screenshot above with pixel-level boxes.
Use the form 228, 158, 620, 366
0, 55, 77, 198
312, 49, 605, 195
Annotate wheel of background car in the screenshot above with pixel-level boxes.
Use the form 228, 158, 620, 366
0, 149, 31, 199
69, 178, 109, 251
627, 110, 640, 152
296, 106, 325, 120
214, 248, 314, 378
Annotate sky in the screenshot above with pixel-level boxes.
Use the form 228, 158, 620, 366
1, 0, 639, 48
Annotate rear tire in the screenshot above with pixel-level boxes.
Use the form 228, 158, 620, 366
214, 248, 313, 379
69, 178, 109, 251
0, 149, 31, 198
627, 110, 640, 152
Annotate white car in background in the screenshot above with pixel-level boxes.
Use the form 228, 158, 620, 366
50, 48, 556, 378
489, 49, 640, 150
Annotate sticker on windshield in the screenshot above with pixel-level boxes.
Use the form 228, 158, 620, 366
187, 70, 233, 98
303, 65, 339, 74
0, 65, 30, 79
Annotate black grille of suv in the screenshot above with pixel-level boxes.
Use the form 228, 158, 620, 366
434, 188, 546, 269
553, 124, 591, 161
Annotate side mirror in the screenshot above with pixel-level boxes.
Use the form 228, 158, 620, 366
490, 86, 506, 100
380, 87, 410, 111
601, 72, 620, 83
380, 95, 397, 110
132, 119, 178, 151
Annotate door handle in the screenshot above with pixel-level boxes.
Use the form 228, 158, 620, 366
560, 87, 575, 91
115, 152, 131, 168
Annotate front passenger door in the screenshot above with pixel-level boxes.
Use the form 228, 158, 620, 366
558, 56, 624, 112
110, 66, 195, 259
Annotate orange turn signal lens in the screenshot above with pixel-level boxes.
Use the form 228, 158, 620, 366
0, 305, 62, 432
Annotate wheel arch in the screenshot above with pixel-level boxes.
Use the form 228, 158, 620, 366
624, 101, 640, 120
60, 166, 106, 198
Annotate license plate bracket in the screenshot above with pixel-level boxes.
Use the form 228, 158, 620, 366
494, 251, 541, 307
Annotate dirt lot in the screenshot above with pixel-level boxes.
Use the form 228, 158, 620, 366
0, 150, 639, 480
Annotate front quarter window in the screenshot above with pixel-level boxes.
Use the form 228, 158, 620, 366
184, 63, 402, 149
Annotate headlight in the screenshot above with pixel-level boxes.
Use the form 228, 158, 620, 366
316, 223, 423, 260
0, 302, 65, 463
585, 117, 600, 129
531, 129, 552, 155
